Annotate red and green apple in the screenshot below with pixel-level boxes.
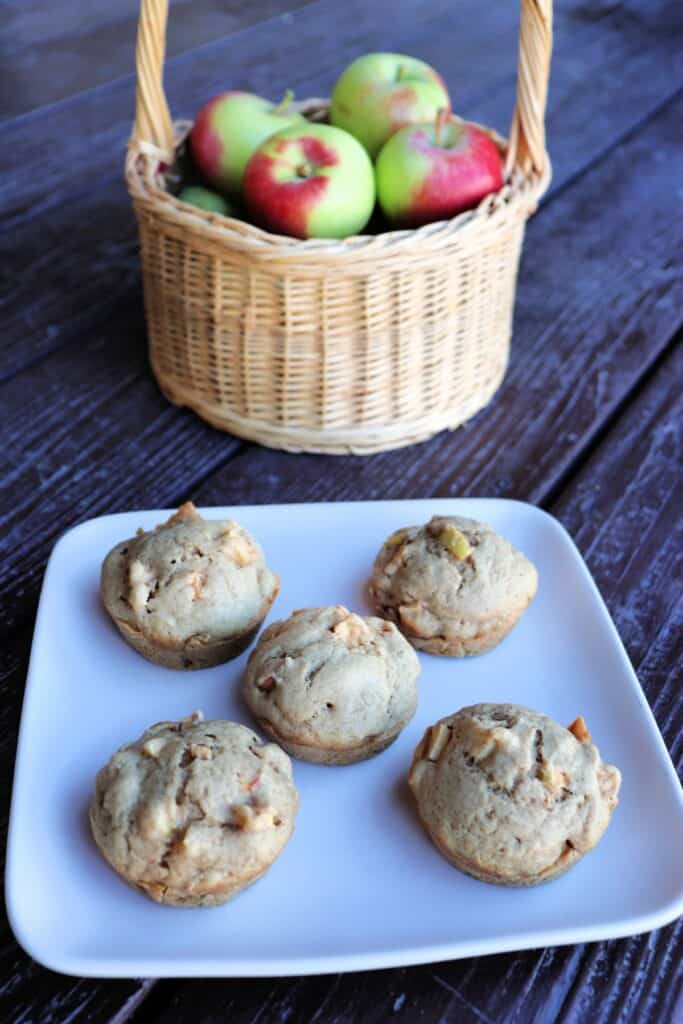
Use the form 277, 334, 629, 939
330, 53, 450, 158
190, 91, 303, 197
375, 113, 504, 228
243, 122, 375, 239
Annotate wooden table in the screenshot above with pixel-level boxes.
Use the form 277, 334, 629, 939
2, 1, 681, 1020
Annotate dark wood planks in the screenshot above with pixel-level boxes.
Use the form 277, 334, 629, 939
1, 2, 681, 1022
0, 0, 679, 577
4, 0, 683, 223
1, 144, 681, 1024
192, 91, 683, 512
103, 326, 683, 1024
0, 0, 677, 633
0, 0, 518, 221
1, 188, 141, 380
0, 0, 314, 121
3, 0, 682, 378
0, 964, 153, 1024
2, 75, 681, 642
1, 0, 521, 377
0, 316, 242, 639
0, 0, 680, 758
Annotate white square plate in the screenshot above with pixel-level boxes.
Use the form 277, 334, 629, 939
7, 500, 683, 977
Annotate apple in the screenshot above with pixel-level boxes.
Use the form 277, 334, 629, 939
375, 113, 504, 228
177, 185, 234, 216
190, 90, 304, 196
243, 122, 375, 239
330, 53, 450, 158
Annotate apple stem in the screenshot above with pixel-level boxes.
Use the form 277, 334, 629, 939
435, 107, 448, 147
396, 64, 408, 82
275, 88, 294, 114
296, 164, 310, 178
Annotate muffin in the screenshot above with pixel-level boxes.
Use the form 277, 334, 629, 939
368, 515, 537, 656
409, 703, 621, 886
100, 502, 279, 669
242, 605, 420, 765
89, 711, 299, 907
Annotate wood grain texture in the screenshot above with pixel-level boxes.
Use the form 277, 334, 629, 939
97, 338, 683, 1024
4, 0, 683, 226
192, 91, 683, 511
0, 6, 681, 719
0, 3, 678, 634
2, 205, 681, 1024
0, 0, 313, 121
1, 2, 681, 1022
0, 311, 242, 638
3, 0, 682, 379
0, 964, 152, 1024
0, 0, 517, 223
1, 0, 518, 377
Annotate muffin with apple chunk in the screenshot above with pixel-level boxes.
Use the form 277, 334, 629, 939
409, 704, 621, 886
368, 515, 537, 656
100, 502, 279, 669
90, 712, 298, 906
243, 605, 420, 764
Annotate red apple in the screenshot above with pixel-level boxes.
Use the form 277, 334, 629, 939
375, 113, 503, 228
243, 123, 375, 239
189, 91, 304, 197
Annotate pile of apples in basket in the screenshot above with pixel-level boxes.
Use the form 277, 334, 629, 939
177, 52, 504, 239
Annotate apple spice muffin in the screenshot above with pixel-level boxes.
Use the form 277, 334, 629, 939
89, 712, 299, 907
409, 703, 621, 886
367, 515, 537, 656
100, 502, 279, 669
242, 605, 420, 765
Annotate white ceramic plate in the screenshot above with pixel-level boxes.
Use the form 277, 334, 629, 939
7, 499, 683, 978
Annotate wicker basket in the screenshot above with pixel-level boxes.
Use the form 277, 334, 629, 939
126, 0, 552, 454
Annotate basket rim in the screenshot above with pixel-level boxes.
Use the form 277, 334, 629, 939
126, 100, 551, 258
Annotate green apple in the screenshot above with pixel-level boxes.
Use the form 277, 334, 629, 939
177, 186, 233, 215
330, 53, 451, 158
243, 123, 375, 239
190, 90, 304, 196
375, 114, 503, 228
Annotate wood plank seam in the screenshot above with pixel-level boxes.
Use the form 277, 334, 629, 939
1, 4, 681, 1018
3, 80, 681, 391
530, 81, 683, 217
537, 326, 682, 512
0, 0, 323, 131
0, 311, 677, 638
157, 329, 683, 527
0, 331, 679, 1024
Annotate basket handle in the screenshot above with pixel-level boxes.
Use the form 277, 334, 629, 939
130, 0, 174, 160
505, 0, 553, 178
129, 0, 552, 173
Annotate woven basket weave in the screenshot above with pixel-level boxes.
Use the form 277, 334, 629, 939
126, 0, 553, 454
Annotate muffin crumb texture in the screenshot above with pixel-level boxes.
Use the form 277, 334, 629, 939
409, 703, 621, 886
368, 515, 538, 656
89, 712, 299, 907
100, 502, 279, 669
243, 605, 420, 764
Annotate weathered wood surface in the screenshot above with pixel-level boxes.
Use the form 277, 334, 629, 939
2, 1, 682, 627
1, 0, 681, 1021
0, 0, 313, 121
7, 332, 675, 1024
4, 0, 683, 226
2, 84, 681, 655
194, 97, 683, 511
